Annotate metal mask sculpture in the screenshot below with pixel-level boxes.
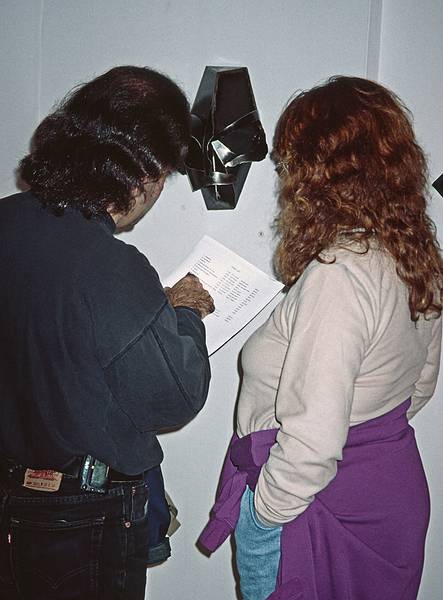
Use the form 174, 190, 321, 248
432, 173, 443, 198
185, 66, 268, 210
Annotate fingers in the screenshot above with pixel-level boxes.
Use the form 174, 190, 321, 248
165, 274, 215, 318
198, 289, 215, 318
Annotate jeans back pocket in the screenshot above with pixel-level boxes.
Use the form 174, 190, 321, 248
10, 514, 105, 599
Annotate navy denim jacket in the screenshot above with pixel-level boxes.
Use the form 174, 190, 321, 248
0, 192, 211, 476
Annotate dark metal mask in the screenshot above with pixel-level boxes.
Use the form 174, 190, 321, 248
185, 66, 268, 210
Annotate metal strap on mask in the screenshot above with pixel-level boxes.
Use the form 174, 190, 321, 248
186, 110, 267, 191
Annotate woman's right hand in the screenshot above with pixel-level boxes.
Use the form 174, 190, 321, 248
164, 274, 215, 318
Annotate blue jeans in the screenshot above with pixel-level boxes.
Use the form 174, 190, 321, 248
0, 476, 151, 599
235, 487, 282, 600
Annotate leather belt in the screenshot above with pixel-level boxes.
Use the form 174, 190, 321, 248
53, 456, 143, 482
0, 455, 144, 493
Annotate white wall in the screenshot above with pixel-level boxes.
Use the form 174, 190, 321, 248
0, 1, 41, 192
378, 3, 443, 599
1, 1, 441, 598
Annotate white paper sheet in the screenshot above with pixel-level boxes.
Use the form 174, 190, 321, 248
163, 236, 284, 355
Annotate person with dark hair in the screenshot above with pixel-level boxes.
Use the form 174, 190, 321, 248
0, 66, 214, 599
199, 76, 442, 600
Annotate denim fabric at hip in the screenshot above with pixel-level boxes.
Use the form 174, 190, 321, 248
235, 486, 282, 600
0, 477, 150, 600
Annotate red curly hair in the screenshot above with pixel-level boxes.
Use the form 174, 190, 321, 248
272, 75, 443, 320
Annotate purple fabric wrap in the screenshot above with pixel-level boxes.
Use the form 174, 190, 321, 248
198, 399, 430, 600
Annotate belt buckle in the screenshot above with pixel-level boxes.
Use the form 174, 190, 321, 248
80, 456, 109, 494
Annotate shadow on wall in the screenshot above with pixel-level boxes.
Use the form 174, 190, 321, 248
194, 350, 245, 599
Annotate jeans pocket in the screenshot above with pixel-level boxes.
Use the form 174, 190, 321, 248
130, 482, 149, 524
10, 514, 105, 600
247, 487, 281, 531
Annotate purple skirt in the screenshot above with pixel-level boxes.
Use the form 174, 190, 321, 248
199, 399, 430, 599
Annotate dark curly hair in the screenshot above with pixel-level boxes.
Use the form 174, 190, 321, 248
272, 75, 443, 321
19, 66, 190, 216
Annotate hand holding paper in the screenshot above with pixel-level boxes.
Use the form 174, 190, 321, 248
165, 273, 215, 318
164, 236, 284, 355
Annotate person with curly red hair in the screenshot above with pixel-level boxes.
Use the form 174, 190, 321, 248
199, 76, 443, 600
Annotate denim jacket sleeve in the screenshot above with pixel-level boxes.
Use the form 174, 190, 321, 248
103, 300, 211, 432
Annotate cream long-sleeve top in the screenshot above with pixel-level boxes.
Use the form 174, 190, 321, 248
236, 242, 442, 526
